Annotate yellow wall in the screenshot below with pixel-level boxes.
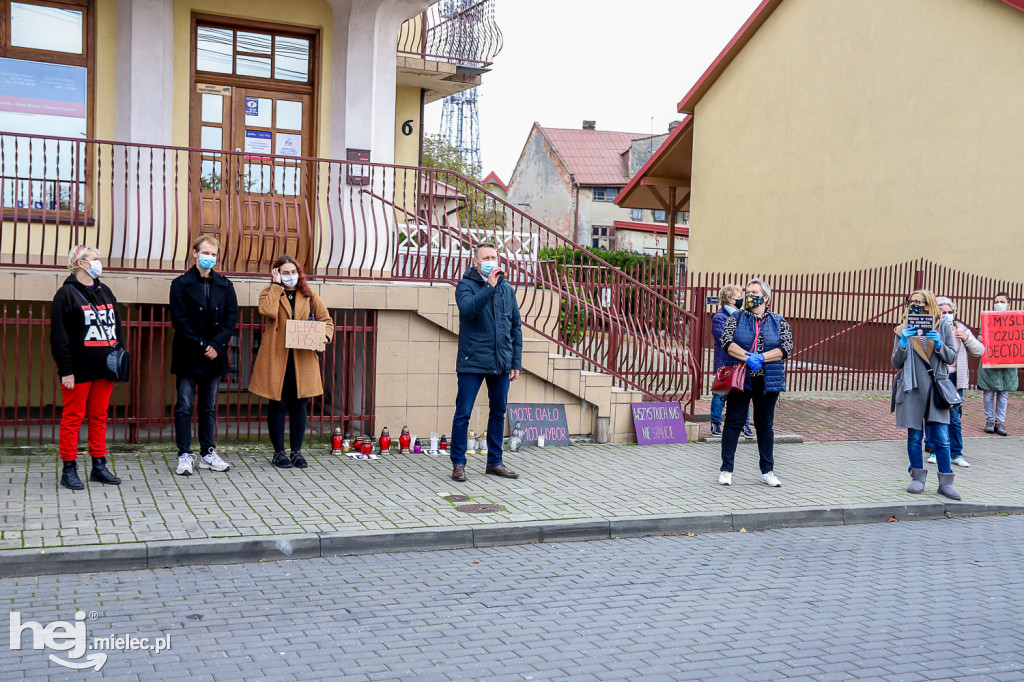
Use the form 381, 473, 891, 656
171, 0, 334, 155
689, 0, 1024, 280
94, 0, 117, 139
394, 85, 422, 167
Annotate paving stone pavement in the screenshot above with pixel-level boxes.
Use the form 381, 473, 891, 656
1, 434, 1022, 554
693, 391, 1024, 442
3, 515, 1024, 680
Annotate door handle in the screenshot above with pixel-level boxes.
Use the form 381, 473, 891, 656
234, 148, 242, 192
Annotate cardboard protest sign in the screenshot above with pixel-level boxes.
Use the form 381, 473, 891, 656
631, 401, 688, 445
507, 403, 570, 445
980, 311, 1024, 368
285, 319, 327, 352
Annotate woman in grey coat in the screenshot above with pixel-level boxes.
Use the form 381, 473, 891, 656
891, 289, 960, 499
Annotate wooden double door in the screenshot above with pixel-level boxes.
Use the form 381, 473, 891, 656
189, 18, 317, 272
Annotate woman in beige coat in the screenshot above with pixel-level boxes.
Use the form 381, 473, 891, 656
249, 255, 334, 468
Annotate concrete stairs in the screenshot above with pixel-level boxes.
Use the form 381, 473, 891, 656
415, 284, 644, 443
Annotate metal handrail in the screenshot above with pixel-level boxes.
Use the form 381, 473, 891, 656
0, 130, 699, 403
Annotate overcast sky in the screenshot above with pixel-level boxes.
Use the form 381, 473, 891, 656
423, 0, 763, 182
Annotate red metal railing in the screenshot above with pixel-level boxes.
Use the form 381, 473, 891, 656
0, 302, 376, 445
397, 0, 503, 68
0, 131, 701, 407
685, 260, 1024, 393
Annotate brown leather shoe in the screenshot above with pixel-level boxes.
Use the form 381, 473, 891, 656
485, 464, 519, 479
451, 466, 466, 482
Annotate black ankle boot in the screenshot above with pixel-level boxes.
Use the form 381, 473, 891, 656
272, 451, 293, 468
89, 457, 121, 485
60, 461, 85, 490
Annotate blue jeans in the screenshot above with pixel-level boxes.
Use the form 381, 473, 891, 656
710, 393, 750, 426
174, 374, 220, 456
908, 423, 951, 474
924, 374, 963, 458
450, 372, 510, 468
948, 390, 964, 457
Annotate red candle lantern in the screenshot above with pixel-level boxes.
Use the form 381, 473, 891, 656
360, 438, 373, 456
399, 426, 412, 454
439, 434, 448, 452
331, 427, 343, 454
378, 427, 392, 454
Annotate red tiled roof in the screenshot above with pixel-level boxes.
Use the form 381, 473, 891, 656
539, 126, 650, 187
482, 171, 507, 192
678, 0, 1024, 114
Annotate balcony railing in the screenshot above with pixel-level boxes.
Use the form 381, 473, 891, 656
0, 131, 699, 406
397, 0, 503, 69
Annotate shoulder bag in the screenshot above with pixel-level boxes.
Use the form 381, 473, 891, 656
711, 316, 760, 396
927, 365, 963, 410
69, 286, 130, 383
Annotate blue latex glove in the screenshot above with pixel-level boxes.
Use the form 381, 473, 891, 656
899, 326, 917, 349
745, 353, 764, 370
925, 330, 942, 349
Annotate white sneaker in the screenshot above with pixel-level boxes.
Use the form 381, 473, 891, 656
718, 471, 732, 486
951, 456, 970, 468
761, 471, 782, 487
926, 454, 937, 464
176, 452, 195, 476
199, 448, 231, 472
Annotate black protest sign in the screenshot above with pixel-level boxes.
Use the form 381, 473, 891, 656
507, 403, 570, 446
906, 314, 934, 334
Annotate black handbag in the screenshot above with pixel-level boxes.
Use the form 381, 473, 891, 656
927, 366, 963, 410
69, 286, 130, 383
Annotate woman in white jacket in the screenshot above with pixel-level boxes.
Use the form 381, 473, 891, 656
926, 296, 984, 467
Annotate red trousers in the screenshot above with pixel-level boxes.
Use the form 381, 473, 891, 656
59, 378, 114, 461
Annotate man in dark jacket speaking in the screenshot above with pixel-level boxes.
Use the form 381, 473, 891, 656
449, 243, 523, 482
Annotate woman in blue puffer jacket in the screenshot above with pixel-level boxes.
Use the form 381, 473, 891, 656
717, 279, 793, 488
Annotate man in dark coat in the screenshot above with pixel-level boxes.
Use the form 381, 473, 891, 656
449, 243, 523, 482
169, 235, 238, 476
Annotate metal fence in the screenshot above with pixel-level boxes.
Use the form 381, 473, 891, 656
0, 302, 376, 445
685, 260, 1024, 394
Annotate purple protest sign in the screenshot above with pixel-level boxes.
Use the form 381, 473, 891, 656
631, 401, 688, 445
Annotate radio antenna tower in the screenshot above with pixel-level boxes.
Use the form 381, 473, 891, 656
437, 0, 500, 173
441, 87, 481, 172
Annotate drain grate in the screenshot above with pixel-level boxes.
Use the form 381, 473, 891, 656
456, 504, 506, 513
443, 495, 471, 502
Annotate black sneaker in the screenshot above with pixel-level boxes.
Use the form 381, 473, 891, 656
290, 450, 308, 468
709, 423, 723, 437
742, 425, 754, 438
272, 451, 293, 468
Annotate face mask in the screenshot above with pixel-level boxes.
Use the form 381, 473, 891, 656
908, 303, 926, 315
281, 274, 299, 288
479, 261, 497, 276
994, 302, 1008, 312
83, 260, 102, 279
942, 313, 955, 324
196, 254, 216, 270
734, 299, 743, 308
744, 293, 765, 311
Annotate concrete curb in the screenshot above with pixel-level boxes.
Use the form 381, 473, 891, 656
699, 434, 804, 444
2, 503, 1021, 578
